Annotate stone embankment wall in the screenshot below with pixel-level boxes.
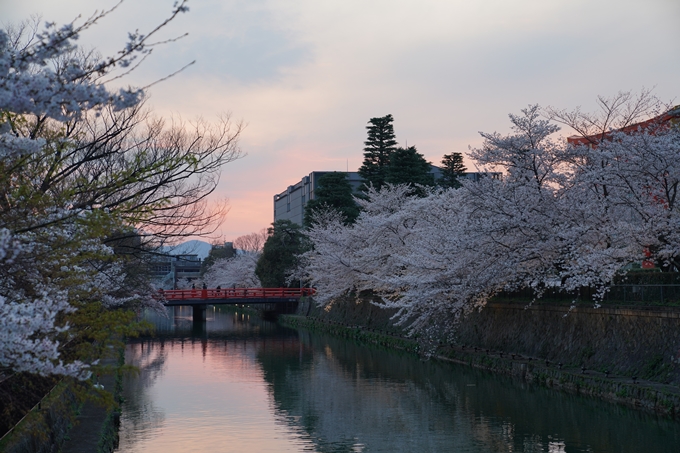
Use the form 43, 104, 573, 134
296, 295, 405, 335
290, 297, 680, 416
456, 301, 680, 385
0, 382, 78, 453
0, 349, 123, 453
297, 297, 680, 384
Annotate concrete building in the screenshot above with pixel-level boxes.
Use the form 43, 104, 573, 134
459, 171, 502, 183
273, 168, 500, 225
273, 171, 363, 225
149, 254, 202, 289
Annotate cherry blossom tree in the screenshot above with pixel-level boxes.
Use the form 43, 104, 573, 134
203, 253, 261, 288
562, 109, 680, 275
299, 96, 680, 336
0, 1, 244, 378
300, 106, 575, 333
201, 229, 268, 289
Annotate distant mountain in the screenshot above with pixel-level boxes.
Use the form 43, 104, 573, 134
165, 240, 212, 259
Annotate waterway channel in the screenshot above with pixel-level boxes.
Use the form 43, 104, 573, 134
115, 306, 680, 452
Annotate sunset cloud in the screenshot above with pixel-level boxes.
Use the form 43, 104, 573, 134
4, 0, 679, 240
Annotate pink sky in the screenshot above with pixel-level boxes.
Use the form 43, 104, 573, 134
3, 0, 679, 242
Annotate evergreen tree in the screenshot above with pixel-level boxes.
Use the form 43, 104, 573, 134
386, 146, 435, 191
304, 172, 360, 226
358, 114, 398, 191
439, 152, 467, 188
255, 220, 309, 287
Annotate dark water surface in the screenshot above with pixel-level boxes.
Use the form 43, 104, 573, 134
115, 306, 680, 453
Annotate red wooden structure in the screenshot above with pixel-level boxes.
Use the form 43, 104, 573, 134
159, 287, 315, 302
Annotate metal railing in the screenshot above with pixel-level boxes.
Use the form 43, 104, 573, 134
498, 285, 680, 306
158, 287, 316, 301
602, 284, 680, 304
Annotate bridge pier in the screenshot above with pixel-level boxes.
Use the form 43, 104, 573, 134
193, 304, 207, 322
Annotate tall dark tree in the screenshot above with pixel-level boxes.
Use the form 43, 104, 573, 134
439, 152, 467, 188
358, 114, 398, 191
304, 172, 360, 226
386, 146, 435, 192
255, 220, 309, 287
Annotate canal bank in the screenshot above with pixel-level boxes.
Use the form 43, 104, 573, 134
283, 296, 680, 418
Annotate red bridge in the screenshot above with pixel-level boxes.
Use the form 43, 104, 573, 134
157, 287, 315, 321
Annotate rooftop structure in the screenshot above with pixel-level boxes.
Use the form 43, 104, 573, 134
567, 105, 680, 147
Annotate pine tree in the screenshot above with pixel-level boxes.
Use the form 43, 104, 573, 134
358, 114, 398, 191
386, 146, 435, 191
304, 172, 360, 226
439, 152, 467, 188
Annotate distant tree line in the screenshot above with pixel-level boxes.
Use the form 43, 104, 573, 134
358, 113, 467, 191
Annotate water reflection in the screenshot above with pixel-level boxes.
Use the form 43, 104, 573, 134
116, 307, 680, 453
117, 339, 167, 448
259, 331, 680, 452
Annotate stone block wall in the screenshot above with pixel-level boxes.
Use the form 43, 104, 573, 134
455, 302, 680, 384
297, 296, 680, 385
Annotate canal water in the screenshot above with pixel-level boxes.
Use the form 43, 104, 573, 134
115, 306, 680, 453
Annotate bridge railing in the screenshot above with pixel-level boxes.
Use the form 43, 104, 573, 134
158, 287, 315, 301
